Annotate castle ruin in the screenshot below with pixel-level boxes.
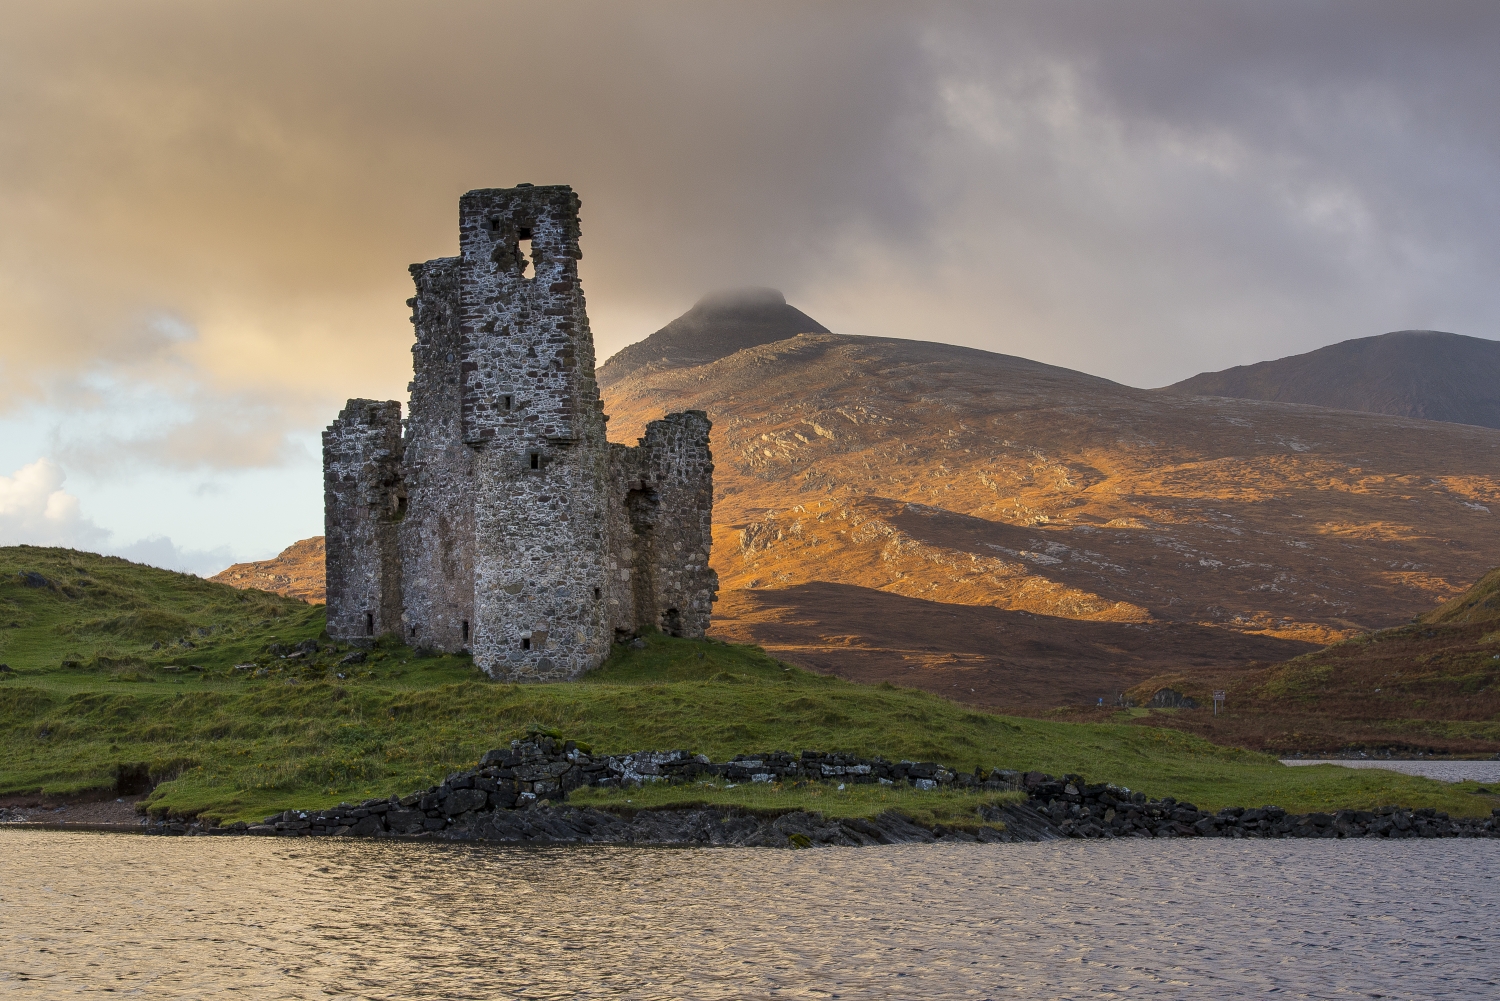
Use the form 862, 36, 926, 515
323, 185, 717, 680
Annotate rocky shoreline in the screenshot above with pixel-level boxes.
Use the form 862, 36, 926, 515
8, 735, 1500, 845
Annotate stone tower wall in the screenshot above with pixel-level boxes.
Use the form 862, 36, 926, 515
397, 256, 476, 652
323, 399, 405, 642
455, 186, 614, 679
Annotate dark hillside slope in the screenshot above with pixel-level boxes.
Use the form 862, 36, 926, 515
1163, 330, 1500, 429
598, 287, 828, 383
1120, 566, 1500, 754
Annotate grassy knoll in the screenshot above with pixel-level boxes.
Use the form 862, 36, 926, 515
2, 547, 1497, 825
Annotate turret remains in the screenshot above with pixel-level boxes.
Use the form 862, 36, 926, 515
323, 185, 717, 679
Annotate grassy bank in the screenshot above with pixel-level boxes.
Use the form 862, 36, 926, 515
2, 546, 1497, 825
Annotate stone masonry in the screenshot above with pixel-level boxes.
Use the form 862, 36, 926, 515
323, 185, 717, 679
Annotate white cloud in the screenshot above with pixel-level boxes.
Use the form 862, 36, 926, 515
0, 458, 108, 548
0, 458, 238, 576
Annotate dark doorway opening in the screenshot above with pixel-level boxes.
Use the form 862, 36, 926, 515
627, 486, 660, 634
662, 607, 683, 637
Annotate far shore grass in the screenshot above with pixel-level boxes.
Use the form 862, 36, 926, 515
3, 545, 1498, 826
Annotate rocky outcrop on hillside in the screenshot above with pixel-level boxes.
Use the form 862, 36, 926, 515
209, 537, 325, 604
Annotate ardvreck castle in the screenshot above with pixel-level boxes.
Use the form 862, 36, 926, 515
322, 185, 717, 680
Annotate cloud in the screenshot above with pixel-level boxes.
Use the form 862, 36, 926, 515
0, 458, 235, 575
111, 535, 237, 579
0, 0, 1498, 484
0, 459, 109, 549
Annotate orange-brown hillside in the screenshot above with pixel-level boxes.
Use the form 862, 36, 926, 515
210, 537, 325, 604
599, 329, 1500, 729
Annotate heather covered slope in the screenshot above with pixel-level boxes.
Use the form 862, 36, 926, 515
600, 330, 1500, 726
1163, 330, 1500, 429
597, 287, 828, 384
1113, 567, 1500, 754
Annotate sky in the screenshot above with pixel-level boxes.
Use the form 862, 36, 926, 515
2, 1, 1498, 574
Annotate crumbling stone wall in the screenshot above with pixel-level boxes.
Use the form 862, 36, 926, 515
323, 400, 405, 640
398, 256, 475, 652
607, 411, 717, 638
323, 184, 716, 678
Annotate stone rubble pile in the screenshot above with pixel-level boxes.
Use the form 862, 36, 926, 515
1022, 773, 1500, 839
125, 735, 1500, 844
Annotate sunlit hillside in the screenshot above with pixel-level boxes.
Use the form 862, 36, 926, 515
601, 330, 1500, 719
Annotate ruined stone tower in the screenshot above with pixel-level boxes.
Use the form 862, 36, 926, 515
323, 185, 717, 679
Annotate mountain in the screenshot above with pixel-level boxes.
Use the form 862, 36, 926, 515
598, 316, 1500, 728
210, 537, 325, 604
597, 287, 828, 384
1163, 330, 1500, 429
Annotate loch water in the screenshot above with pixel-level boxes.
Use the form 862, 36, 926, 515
1, 831, 1497, 999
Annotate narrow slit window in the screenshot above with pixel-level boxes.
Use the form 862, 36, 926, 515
517, 226, 534, 278
529, 452, 540, 470
489, 217, 501, 233
502, 395, 512, 411
593, 587, 602, 600
461, 620, 470, 642
365, 612, 374, 636
521, 637, 531, 651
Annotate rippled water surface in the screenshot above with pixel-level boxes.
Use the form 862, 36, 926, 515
1280, 759, 1500, 783
2, 832, 1498, 999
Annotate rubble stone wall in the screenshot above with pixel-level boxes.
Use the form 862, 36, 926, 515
607, 411, 717, 637
181, 736, 1500, 845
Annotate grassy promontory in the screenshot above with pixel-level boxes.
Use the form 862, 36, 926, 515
2, 546, 1496, 825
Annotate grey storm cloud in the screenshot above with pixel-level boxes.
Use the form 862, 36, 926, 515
2, 0, 1498, 473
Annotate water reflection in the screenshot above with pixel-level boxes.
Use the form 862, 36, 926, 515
1, 832, 1497, 999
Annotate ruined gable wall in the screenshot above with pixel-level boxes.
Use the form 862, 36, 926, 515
606, 411, 717, 639
456, 185, 613, 679
397, 256, 475, 652
323, 399, 405, 642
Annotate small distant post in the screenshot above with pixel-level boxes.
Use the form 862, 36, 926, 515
1212, 690, 1226, 716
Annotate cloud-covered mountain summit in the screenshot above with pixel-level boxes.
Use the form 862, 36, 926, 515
598, 288, 828, 385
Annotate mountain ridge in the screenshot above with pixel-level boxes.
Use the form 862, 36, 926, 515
1163, 329, 1500, 429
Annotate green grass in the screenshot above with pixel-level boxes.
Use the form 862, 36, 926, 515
3, 546, 1497, 825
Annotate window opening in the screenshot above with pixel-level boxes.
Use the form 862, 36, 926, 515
365, 612, 374, 636
461, 620, 470, 642
529, 452, 540, 470
517, 226, 534, 279
521, 637, 531, 651
593, 587, 602, 600
502, 395, 512, 411
489, 217, 501, 233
